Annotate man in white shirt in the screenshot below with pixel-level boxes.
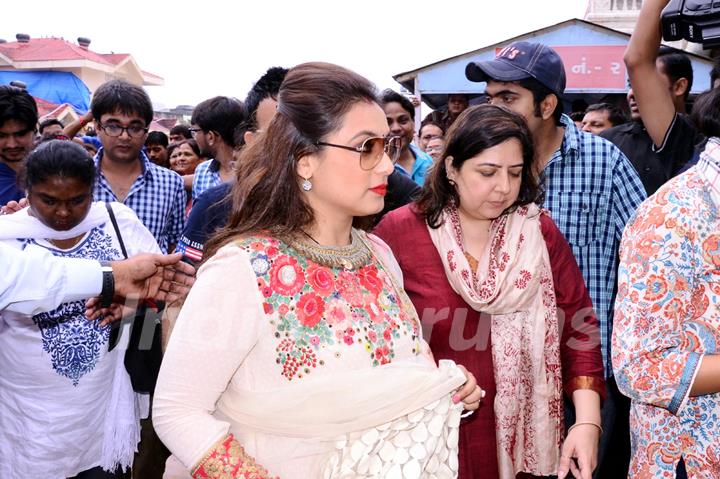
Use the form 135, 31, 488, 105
1, 244, 194, 315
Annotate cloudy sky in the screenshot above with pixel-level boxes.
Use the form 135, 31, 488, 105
5, 0, 589, 109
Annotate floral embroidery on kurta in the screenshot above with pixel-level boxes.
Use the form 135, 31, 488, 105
613, 162, 720, 479
236, 236, 421, 381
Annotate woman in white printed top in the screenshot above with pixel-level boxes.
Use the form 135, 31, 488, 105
0, 140, 160, 478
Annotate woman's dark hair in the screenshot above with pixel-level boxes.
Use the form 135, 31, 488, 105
691, 88, 720, 138
417, 103, 544, 228
166, 138, 201, 160
204, 62, 379, 261
23, 140, 96, 191
379, 89, 415, 120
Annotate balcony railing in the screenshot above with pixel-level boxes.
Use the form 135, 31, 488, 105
611, 0, 642, 10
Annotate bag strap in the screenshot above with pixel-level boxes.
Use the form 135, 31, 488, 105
105, 202, 128, 259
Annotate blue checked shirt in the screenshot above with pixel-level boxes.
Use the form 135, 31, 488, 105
543, 115, 646, 377
93, 148, 187, 253
192, 159, 221, 201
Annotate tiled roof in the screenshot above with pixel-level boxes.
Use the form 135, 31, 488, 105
0, 37, 163, 84
102, 53, 131, 65
33, 96, 72, 118
0, 37, 115, 65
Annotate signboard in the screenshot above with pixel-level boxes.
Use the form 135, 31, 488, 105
554, 45, 627, 90
496, 45, 627, 90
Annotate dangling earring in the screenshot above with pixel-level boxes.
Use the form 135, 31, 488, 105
301, 178, 313, 191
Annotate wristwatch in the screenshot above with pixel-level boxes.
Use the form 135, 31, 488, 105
99, 261, 115, 308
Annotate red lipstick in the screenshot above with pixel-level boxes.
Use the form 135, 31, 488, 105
370, 184, 388, 196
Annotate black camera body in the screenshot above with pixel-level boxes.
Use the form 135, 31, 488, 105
662, 0, 720, 48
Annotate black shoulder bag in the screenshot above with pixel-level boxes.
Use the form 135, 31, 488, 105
105, 202, 164, 394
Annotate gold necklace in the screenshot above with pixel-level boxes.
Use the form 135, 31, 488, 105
288, 228, 372, 270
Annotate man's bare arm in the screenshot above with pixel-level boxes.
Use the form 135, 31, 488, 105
624, 0, 678, 148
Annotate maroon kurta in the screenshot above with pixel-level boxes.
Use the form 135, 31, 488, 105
374, 205, 605, 478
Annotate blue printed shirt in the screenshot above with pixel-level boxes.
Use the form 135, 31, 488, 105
543, 115, 646, 377
395, 144, 434, 187
93, 148, 186, 253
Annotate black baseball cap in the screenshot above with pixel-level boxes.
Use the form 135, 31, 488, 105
465, 41, 566, 97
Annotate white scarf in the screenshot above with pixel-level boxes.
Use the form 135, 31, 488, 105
0, 202, 117, 240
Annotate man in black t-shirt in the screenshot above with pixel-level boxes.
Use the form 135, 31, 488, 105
601, 80, 702, 195
617, 0, 705, 197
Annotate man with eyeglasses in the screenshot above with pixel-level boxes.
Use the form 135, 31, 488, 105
91, 79, 186, 254
0, 85, 37, 207
90, 79, 187, 479
189, 96, 245, 201
466, 42, 646, 478
176, 67, 289, 266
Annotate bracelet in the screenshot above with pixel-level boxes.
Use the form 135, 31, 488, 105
568, 421, 603, 435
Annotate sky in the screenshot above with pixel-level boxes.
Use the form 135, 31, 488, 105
4, 0, 589, 109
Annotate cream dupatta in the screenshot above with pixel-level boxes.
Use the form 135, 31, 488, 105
427, 204, 564, 478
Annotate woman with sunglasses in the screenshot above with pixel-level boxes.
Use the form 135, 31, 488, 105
154, 62, 484, 478
374, 105, 605, 479
0, 140, 160, 478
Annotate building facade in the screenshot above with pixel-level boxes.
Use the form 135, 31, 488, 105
585, 0, 642, 34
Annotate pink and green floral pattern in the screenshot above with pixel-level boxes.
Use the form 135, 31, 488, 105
613, 159, 720, 478
237, 235, 421, 381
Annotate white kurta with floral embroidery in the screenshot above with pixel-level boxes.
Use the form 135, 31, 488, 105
154, 233, 466, 478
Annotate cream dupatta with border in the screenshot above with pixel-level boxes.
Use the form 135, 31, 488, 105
427, 204, 564, 478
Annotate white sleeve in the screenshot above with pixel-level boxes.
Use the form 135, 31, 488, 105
153, 244, 265, 469
0, 243, 102, 315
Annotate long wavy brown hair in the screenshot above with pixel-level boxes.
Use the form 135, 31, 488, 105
417, 104, 544, 228
204, 62, 379, 261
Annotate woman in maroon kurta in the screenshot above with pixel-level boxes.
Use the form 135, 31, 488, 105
374, 104, 605, 479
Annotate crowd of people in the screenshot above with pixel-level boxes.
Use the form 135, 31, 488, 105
1, 0, 719, 478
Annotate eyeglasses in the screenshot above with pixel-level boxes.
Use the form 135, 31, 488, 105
316, 136, 402, 170
98, 122, 148, 138
188, 127, 203, 137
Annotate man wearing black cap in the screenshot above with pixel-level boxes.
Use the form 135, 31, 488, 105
466, 41, 646, 478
